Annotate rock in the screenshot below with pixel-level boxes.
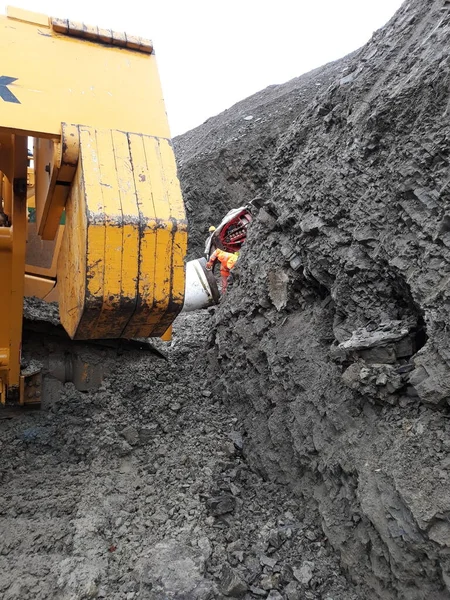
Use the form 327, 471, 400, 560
232, 550, 244, 563
138, 540, 214, 598
229, 430, 244, 450
359, 345, 396, 364
293, 561, 314, 585
151, 508, 168, 524
442, 569, 450, 593
222, 441, 237, 457
193, 580, 218, 600
258, 208, 278, 231
139, 425, 159, 443
206, 494, 236, 516
219, 566, 247, 597
300, 214, 325, 233
260, 573, 280, 590
260, 555, 278, 569
339, 323, 410, 353
249, 586, 267, 597
198, 537, 213, 560
340, 73, 354, 85
267, 270, 289, 311
267, 591, 283, 600
120, 426, 140, 446
427, 520, 450, 547
116, 439, 134, 456
229, 483, 241, 496
285, 581, 301, 600
269, 520, 295, 545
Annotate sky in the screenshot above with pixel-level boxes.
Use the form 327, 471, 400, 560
1, 1, 405, 136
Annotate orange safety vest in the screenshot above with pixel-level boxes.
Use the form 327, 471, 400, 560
211, 249, 238, 271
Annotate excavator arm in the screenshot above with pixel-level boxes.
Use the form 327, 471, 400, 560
0, 7, 187, 405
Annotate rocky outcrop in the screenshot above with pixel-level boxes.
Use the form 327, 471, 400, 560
177, 0, 450, 597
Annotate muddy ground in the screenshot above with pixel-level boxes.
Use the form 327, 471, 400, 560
2, 0, 450, 598
0, 312, 363, 599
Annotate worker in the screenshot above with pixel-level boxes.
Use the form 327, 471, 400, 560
204, 225, 217, 258
206, 248, 238, 294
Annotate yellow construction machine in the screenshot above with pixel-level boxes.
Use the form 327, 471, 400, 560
0, 7, 188, 405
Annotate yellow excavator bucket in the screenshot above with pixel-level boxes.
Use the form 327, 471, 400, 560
0, 7, 187, 403
57, 125, 186, 340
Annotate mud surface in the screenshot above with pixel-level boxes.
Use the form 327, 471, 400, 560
0, 313, 361, 599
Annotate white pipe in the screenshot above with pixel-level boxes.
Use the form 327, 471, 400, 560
182, 257, 220, 312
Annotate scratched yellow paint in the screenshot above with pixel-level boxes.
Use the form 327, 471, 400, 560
93, 129, 127, 337
158, 139, 188, 331
58, 127, 105, 338
76, 127, 106, 337
111, 129, 140, 332
121, 134, 186, 338
0, 135, 28, 402
57, 164, 87, 338
142, 136, 187, 336
121, 133, 157, 338
142, 136, 174, 334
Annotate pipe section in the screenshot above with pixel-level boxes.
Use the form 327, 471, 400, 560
182, 257, 220, 312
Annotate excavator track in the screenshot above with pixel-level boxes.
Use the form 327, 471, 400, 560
3, 299, 169, 409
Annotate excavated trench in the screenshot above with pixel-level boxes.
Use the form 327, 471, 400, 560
2, 0, 450, 599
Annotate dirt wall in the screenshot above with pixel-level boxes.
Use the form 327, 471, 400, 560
176, 0, 450, 597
